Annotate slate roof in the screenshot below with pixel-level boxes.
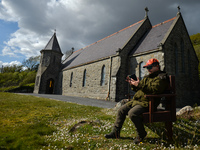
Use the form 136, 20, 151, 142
62, 19, 144, 70
62, 16, 177, 70
43, 33, 62, 54
132, 17, 176, 55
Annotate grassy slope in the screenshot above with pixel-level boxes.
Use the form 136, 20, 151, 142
0, 92, 199, 150
194, 44, 200, 78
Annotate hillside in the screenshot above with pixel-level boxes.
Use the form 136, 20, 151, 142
190, 33, 200, 78
0, 56, 39, 92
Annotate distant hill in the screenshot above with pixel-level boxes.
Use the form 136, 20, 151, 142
190, 33, 200, 46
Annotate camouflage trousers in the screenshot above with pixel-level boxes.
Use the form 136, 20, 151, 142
114, 104, 148, 137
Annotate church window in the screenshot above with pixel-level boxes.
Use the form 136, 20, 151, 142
82, 69, 86, 87
101, 65, 106, 86
139, 61, 145, 80
45, 56, 50, 67
174, 43, 179, 75
181, 39, 185, 73
70, 72, 73, 87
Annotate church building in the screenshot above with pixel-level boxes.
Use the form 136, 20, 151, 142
34, 8, 199, 107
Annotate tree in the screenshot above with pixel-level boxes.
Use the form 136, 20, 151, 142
64, 47, 74, 60
22, 56, 40, 71
2, 65, 23, 73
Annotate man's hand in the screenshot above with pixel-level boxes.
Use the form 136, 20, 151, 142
126, 76, 140, 87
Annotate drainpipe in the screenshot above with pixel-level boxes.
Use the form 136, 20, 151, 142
106, 56, 113, 100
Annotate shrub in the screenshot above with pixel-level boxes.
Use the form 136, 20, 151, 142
19, 71, 36, 86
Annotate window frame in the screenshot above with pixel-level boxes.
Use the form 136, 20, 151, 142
100, 65, 106, 86
70, 72, 73, 87
139, 61, 145, 80
82, 69, 86, 87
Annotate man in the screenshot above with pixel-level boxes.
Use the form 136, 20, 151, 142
105, 58, 169, 144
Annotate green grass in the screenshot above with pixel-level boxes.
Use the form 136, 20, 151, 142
0, 92, 199, 150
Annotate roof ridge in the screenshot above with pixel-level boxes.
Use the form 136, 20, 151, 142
73, 19, 144, 54
152, 17, 176, 28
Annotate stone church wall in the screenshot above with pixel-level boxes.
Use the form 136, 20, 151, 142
163, 15, 199, 107
62, 55, 121, 101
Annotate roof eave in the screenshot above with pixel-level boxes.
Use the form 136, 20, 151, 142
160, 16, 179, 46
40, 49, 63, 55
130, 48, 162, 57
121, 17, 151, 50
62, 54, 119, 71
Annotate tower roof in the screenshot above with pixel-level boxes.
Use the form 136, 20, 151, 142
43, 32, 62, 54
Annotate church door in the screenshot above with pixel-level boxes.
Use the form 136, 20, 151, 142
46, 78, 54, 94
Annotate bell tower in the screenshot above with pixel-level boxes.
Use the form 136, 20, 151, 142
34, 32, 63, 94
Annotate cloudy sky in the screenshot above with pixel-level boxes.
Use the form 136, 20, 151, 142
0, 0, 200, 67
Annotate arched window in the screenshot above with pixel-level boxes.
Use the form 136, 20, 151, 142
174, 43, 179, 75
139, 61, 145, 80
101, 65, 106, 86
70, 72, 73, 87
82, 69, 86, 87
181, 39, 185, 73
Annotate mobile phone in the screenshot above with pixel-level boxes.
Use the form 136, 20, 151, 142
128, 74, 137, 80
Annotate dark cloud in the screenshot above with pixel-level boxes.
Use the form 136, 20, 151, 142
0, 0, 200, 60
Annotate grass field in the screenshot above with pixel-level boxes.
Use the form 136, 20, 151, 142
0, 92, 199, 150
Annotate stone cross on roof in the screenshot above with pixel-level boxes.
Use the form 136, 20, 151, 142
145, 7, 149, 18
177, 6, 181, 16
177, 6, 180, 13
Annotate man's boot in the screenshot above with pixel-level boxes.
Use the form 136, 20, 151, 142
104, 127, 120, 139
133, 131, 147, 144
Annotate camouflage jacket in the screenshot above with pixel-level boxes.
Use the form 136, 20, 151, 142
127, 70, 169, 108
